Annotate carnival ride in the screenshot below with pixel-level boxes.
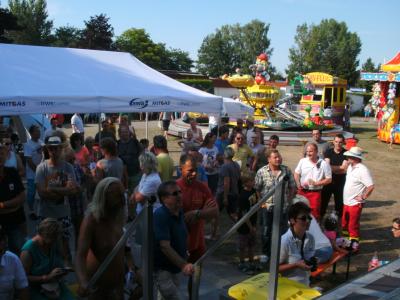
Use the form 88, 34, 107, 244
221, 53, 346, 130
361, 52, 400, 144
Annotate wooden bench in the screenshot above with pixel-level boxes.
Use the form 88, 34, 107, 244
311, 250, 351, 280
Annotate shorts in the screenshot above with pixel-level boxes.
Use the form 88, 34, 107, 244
217, 193, 238, 215
238, 233, 256, 250
38, 215, 72, 239
162, 120, 171, 131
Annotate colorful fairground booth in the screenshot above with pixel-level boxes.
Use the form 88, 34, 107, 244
361, 52, 400, 144
293, 72, 348, 125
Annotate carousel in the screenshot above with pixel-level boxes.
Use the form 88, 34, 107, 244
360, 52, 400, 144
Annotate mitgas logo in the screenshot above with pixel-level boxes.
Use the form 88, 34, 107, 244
129, 98, 148, 109
129, 98, 171, 109
0, 100, 26, 107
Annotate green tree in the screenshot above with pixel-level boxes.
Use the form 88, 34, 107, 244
286, 19, 362, 86
115, 28, 193, 71
197, 19, 275, 78
7, 0, 53, 45
0, 5, 20, 43
358, 57, 379, 91
52, 25, 81, 48
80, 14, 113, 50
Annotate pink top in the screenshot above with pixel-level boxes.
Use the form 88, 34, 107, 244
324, 230, 337, 241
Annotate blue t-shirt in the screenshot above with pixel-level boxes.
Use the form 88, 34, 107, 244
215, 138, 229, 155
153, 205, 188, 273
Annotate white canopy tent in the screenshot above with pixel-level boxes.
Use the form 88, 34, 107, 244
221, 97, 254, 118
0, 43, 222, 115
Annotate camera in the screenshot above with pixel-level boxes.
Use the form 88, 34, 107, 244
305, 256, 318, 272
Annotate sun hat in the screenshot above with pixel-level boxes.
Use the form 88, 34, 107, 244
343, 146, 364, 160
246, 115, 255, 123
45, 136, 62, 146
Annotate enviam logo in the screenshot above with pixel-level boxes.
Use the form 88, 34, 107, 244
129, 98, 148, 109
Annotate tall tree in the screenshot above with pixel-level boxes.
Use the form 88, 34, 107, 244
79, 14, 113, 50
358, 57, 380, 91
286, 19, 362, 86
0, 5, 20, 43
7, 0, 53, 45
196, 19, 275, 78
115, 28, 193, 71
52, 25, 81, 48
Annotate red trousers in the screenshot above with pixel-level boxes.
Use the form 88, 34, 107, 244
297, 189, 321, 221
342, 204, 362, 240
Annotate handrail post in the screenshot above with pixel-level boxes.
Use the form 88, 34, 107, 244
268, 178, 287, 300
191, 263, 202, 300
143, 201, 154, 300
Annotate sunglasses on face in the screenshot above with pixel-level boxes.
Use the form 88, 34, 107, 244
392, 226, 400, 231
297, 215, 312, 222
168, 190, 182, 197
236, 137, 243, 140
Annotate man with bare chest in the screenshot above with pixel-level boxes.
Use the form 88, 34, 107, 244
76, 177, 126, 299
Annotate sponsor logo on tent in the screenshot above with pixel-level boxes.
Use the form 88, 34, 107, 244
129, 98, 171, 109
0, 100, 26, 107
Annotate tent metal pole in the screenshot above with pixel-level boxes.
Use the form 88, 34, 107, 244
145, 112, 149, 139
268, 177, 287, 300
98, 113, 101, 142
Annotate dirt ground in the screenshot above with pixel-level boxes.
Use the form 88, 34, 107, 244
71, 116, 400, 292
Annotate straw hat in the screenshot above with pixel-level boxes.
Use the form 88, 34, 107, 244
343, 146, 364, 160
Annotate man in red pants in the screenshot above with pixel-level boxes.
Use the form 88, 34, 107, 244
342, 147, 374, 252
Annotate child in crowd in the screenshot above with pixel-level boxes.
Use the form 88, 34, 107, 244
139, 138, 149, 152
177, 130, 200, 154
237, 172, 258, 275
323, 212, 348, 254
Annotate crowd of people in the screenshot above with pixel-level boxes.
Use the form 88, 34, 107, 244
0, 112, 386, 300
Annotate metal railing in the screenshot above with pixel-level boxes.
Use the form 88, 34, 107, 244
191, 176, 288, 300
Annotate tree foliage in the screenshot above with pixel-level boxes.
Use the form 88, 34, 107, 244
6, 0, 53, 45
197, 19, 276, 78
0, 5, 20, 42
286, 19, 362, 86
115, 28, 193, 71
52, 25, 81, 48
79, 14, 114, 50
358, 57, 380, 91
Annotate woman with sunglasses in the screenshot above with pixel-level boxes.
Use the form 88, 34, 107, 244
279, 202, 316, 286
3, 135, 25, 177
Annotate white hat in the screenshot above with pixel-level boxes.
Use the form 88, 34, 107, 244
344, 146, 364, 160
45, 136, 62, 146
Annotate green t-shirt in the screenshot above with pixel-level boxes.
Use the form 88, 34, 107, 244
157, 153, 175, 182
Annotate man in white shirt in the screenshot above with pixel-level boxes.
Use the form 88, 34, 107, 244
71, 113, 84, 136
0, 226, 29, 300
342, 147, 374, 252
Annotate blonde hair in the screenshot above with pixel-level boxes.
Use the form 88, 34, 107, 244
87, 177, 121, 220
37, 218, 61, 238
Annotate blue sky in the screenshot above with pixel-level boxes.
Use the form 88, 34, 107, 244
33, 0, 400, 75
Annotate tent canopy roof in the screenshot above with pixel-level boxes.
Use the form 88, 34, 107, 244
381, 52, 400, 72
0, 43, 221, 115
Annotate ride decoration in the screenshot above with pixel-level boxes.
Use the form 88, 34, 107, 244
361, 51, 400, 144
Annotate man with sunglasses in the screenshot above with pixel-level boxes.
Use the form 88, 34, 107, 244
35, 135, 79, 266
0, 141, 26, 254
154, 181, 194, 299
228, 132, 254, 172
279, 202, 315, 286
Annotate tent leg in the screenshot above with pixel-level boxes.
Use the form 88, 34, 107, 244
146, 113, 149, 139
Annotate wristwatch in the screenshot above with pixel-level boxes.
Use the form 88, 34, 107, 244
195, 209, 201, 219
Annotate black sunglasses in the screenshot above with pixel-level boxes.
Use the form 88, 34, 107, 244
168, 190, 182, 197
297, 215, 312, 222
